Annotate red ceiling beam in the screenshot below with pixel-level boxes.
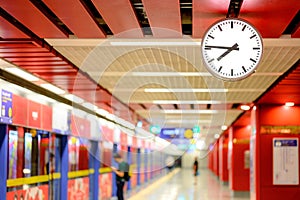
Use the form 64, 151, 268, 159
92, 0, 143, 38
1, 0, 66, 38
292, 26, 300, 38
0, 17, 29, 38
193, 0, 229, 38
142, 0, 182, 37
43, 0, 106, 38
239, 0, 300, 38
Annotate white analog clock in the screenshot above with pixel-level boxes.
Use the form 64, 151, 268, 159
201, 18, 263, 81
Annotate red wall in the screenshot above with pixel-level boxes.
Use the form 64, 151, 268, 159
219, 136, 229, 182
213, 140, 219, 176
229, 126, 251, 191
208, 150, 213, 171
253, 105, 300, 200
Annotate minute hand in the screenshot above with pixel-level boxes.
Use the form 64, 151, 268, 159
205, 45, 239, 50
217, 43, 239, 61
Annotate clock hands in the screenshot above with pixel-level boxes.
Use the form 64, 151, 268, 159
217, 43, 239, 61
204, 45, 239, 50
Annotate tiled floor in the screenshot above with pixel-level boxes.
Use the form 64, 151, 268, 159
128, 169, 250, 200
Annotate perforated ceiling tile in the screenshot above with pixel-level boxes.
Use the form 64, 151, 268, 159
46, 38, 300, 129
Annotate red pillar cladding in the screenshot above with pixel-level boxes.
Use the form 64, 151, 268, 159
219, 134, 229, 182
208, 150, 213, 171
213, 140, 219, 176
251, 105, 300, 200
228, 126, 251, 191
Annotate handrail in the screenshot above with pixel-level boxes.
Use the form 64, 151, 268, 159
7, 172, 61, 187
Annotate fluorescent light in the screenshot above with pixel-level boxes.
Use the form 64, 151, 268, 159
26, 93, 56, 104
166, 119, 211, 124
214, 134, 220, 139
55, 102, 73, 110
240, 105, 251, 111
82, 102, 97, 110
152, 100, 222, 104
131, 72, 211, 77
110, 41, 201, 46
145, 88, 228, 93
285, 102, 295, 107
196, 140, 206, 150
40, 83, 65, 94
221, 125, 228, 130
5, 68, 39, 81
97, 108, 109, 116
64, 94, 84, 104
163, 110, 219, 114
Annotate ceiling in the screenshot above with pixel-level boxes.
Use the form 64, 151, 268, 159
0, 0, 299, 143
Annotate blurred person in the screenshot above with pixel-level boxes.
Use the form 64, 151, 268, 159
111, 153, 129, 200
193, 157, 199, 184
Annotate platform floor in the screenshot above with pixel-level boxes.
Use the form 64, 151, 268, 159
128, 169, 250, 200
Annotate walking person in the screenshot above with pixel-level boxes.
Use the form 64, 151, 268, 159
193, 157, 199, 184
111, 153, 130, 200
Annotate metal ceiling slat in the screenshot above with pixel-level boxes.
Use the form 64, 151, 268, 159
15, 61, 67, 66
0, 52, 56, 57
91, 0, 143, 37
0, 48, 49, 53
142, 0, 182, 37
43, 0, 106, 38
239, 0, 300, 38
0, 17, 29, 38
1, 0, 66, 38
192, 0, 229, 38
7, 57, 62, 62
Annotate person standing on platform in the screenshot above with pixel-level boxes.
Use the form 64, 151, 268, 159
193, 157, 199, 184
111, 153, 129, 200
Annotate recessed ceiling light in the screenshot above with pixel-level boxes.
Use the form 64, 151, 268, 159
152, 100, 223, 104
221, 125, 228, 130
64, 94, 84, 104
285, 102, 294, 107
240, 105, 251, 111
144, 88, 228, 93
5, 68, 39, 82
40, 83, 65, 94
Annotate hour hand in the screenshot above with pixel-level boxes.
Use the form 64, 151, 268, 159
217, 43, 239, 61
204, 45, 239, 50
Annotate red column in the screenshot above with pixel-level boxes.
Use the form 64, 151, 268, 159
213, 140, 219, 176
219, 133, 229, 182
208, 149, 213, 171
251, 105, 300, 200
228, 125, 251, 191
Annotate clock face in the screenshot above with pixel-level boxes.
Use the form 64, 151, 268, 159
201, 18, 263, 81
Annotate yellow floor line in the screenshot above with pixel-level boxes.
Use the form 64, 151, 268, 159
128, 168, 180, 200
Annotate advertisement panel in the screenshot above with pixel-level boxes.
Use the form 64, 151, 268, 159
273, 138, 299, 185
71, 115, 91, 139
24, 132, 32, 177
52, 106, 69, 134
68, 177, 89, 199
98, 173, 112, 200
28, 100, 42, 128
41, 105, 52, 131
6, 185, 49, 200
8, 130, 18, 179
1, 89, 13, 124
12, 94, 28, 126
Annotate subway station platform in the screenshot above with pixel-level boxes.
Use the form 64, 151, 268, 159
128, 169, 249, 200
1, 1, 300, 200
